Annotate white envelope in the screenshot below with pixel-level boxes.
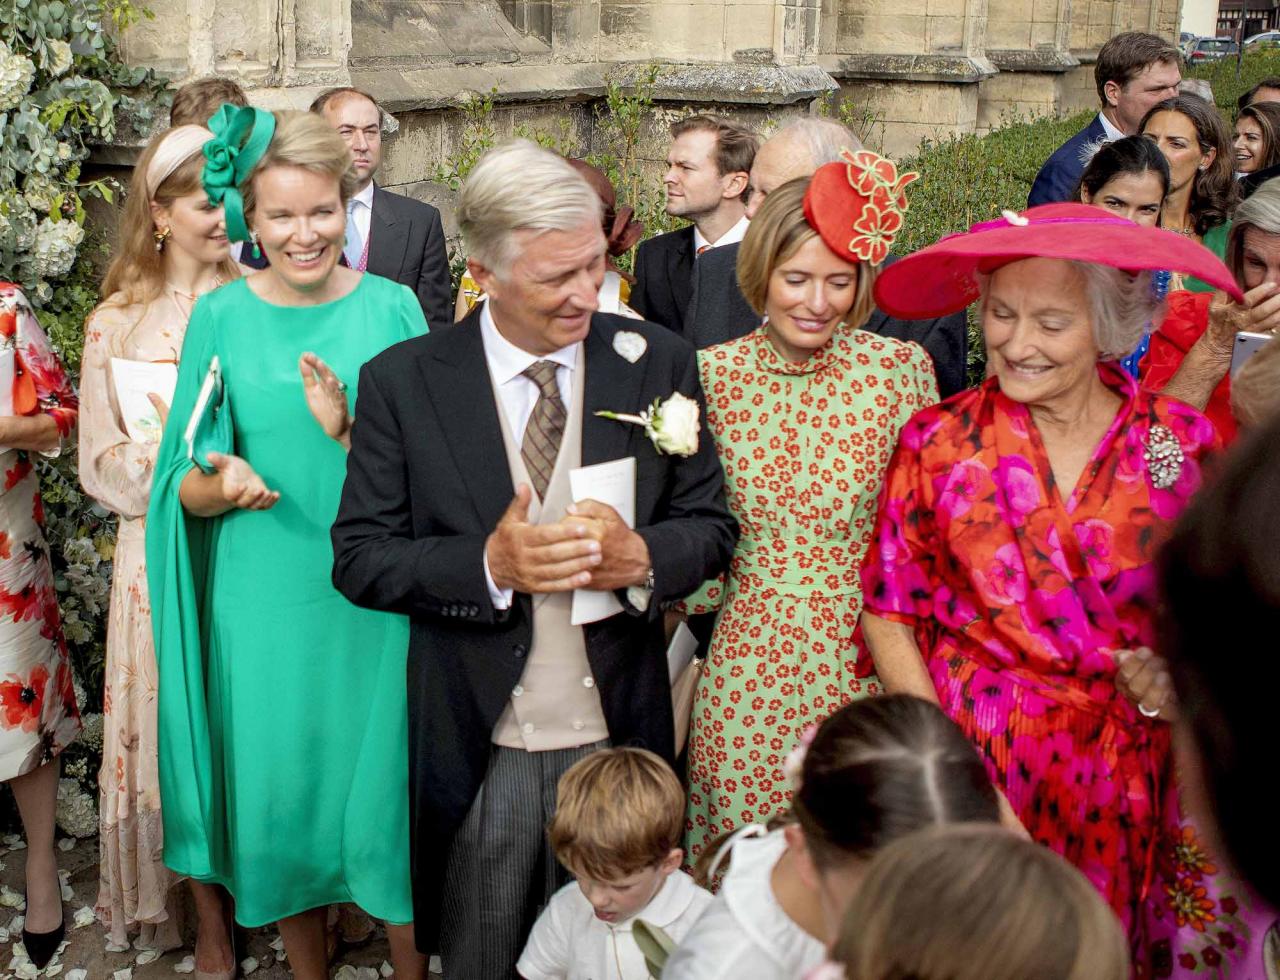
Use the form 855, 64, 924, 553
110, 358, 178, 444
568, 456, 636, 626
666, 621, 699, 685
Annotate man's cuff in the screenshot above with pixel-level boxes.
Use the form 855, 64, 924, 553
483, 548, 514, 610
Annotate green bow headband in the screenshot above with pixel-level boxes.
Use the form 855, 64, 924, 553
202, 104, 276, 244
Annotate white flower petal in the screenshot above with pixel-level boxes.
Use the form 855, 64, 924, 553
105, 941, 131, 953
240, 957, 258, 975
268, 936, 284, 951
46, 964, 65, 976
66, 971, 88, 980
71, 907, 95, 929
173, 954, 195, 974
114, 969, 133, 980
57, 840, 74, 852
613, 331, 647, 364
381, 962, 394, 978
135, 949, 161, 965
334, 967, 359, 980
0, 888, 24, 910
429, 955, 443, 973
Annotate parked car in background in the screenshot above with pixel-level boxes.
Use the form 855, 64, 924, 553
1180, 31, 1198, 48
1246, 30, 1280, 48
1185, 37, 1240, 63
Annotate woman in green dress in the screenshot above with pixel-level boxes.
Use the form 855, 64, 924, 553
146, 108, 426, 980
681, 155, 938, 860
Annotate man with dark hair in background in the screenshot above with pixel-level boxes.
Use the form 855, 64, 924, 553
1029, 32, 1181, 206
630, 115, 758, 334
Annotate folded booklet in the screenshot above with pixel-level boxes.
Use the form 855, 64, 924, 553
110, 358, 178, 444
183, 355, 233, 474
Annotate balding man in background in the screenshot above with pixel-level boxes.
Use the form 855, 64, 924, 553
684, 117, 969, 398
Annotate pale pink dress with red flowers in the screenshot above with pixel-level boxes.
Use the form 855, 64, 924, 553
860, 363, 1277, 977
0, 282, 81, 781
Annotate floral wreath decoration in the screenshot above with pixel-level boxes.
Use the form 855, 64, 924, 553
201, 103, 277, 245
802, 148, 920, 267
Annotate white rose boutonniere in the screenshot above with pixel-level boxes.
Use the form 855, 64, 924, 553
596, 391, 701, 457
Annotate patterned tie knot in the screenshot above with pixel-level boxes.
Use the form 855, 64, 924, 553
522, 360, 560, 399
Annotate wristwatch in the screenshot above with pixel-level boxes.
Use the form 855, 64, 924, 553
626, 566, 655, 613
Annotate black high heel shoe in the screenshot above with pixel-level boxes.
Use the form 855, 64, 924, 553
21, 896, 65, 970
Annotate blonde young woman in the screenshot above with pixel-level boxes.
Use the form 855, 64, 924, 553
79, 124, 241, 977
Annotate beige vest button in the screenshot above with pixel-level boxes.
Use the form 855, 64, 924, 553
512, 685, 524, 697
522, 722, 535, 735
582, 677, 595, 688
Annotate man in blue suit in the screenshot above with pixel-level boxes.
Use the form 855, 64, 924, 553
1029, 32, 1181, 206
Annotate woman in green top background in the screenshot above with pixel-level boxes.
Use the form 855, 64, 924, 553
146, 108, 426, 980
1140, 95, 1237, 292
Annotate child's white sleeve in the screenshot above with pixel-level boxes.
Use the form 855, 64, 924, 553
516, 894, 572, 980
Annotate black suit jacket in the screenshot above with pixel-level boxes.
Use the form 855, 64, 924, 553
330, 309, 737, 950
239, 183, 453, 328
685, 244, 971, 398
630, 226, 695, 333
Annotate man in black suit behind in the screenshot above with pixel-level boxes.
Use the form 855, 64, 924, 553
331, 140, 736, 977
243, 87, 453, 327
686, 117, 971, 398
630, 115, 757, 334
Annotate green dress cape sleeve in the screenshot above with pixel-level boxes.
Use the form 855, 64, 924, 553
144, 294, 224, 878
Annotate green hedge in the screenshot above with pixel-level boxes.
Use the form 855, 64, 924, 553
1186, 49, 1280, 112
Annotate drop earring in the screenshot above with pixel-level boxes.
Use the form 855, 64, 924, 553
250, 230, 261, 260
153, 226, 171, 252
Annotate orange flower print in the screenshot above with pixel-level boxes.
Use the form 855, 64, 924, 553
0, 531, 9, 560
849, 203, 904, 265
1173, 825, 1219, 881
1167, 875, 1218, 931
0, 665, 48, 732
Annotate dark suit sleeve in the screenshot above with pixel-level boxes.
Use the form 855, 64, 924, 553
630, 241, 655, 322
915, 310, 969, 399
633, 348, 738, 612
332, 360, 504, 624
1029, 141, 1083, 207
415, 207, 453, 330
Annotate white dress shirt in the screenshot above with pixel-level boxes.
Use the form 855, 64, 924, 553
518, 871, 712, 980
693, 213, 750, 255
1098, 111, 1126, 143
480, 299, 581, 609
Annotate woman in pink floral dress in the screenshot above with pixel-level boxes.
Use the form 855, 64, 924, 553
0, 280, 81, 966
859, 204, 1276, 977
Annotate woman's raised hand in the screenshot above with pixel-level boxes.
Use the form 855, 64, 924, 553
1209, 283, 1280, 353
299, 352, 351, 449
207, 452, 280, 511
1113, 646, 1178, 723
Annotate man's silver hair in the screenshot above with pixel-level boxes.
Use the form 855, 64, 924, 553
772, 117, 863, 167
458, 138, 602, 276
980, 262, 1160, 361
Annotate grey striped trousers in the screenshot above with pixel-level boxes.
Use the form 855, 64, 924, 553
439, 739, 609, 980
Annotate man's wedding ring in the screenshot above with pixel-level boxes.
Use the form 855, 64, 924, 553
1138, 703, 1160, 719
336, 382, 348, 393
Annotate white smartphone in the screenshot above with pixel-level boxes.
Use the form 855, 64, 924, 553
1231, 331, 1273, 377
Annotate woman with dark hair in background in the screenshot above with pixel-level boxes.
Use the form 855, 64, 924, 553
1141, 94, 1238, 291
1234, 101, 1280, 198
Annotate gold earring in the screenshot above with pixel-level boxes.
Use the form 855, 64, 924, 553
154, 226, 171, 252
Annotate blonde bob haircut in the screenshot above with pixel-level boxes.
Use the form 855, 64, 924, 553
547, 747, 684, 882
834, 824, 1130, 980
243, 110, 358, 222
458, 138, 603, 277
736, 177, 876, 329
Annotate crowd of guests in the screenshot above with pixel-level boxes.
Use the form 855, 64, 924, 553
0, 32, 1277, 980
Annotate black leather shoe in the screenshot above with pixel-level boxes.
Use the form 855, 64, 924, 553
21, 898, 65, 970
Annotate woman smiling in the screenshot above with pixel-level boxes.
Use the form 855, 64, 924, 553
682, 154, 938, 860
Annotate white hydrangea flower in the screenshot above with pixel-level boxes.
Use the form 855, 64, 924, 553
55, 779, 98, 838
32, 217, 84, 279
79, 712, 104, 752
57, 142, 72, 161
0, 42, 35, 112
22, 173, 58, 213
46, 39, 73, 77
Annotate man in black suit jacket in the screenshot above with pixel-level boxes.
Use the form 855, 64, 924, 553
630, 115, 757, 333
240, 87, 453, 326
331, 142, 736, 976
684, 118, 970, 397
1028, 32, 1180, 206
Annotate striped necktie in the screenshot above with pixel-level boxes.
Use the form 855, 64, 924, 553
520, 360, 566, 499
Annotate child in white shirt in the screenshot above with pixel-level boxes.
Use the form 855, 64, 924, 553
517, 748, 712, 980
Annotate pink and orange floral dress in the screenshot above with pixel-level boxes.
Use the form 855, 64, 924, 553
860, 361, 1276, 976
684, 325, 937, 859
0, 282, 80, 781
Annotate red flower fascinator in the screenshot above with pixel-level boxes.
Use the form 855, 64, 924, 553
803, 149, 919, 267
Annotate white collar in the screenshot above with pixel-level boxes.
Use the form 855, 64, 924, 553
350, 181, 376, 210
693, 213, 750, 253
723, 830, 826, 963
479, 299, 579, 386
606, 871, 705, 934
1097, 111, 1127, 143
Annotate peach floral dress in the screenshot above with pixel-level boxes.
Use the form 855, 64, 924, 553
79, 295, 187, 949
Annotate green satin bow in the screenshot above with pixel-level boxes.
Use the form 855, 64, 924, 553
202, 104, 276, 244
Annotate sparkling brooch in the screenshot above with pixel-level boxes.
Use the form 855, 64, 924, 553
1144, 424, 1184, 490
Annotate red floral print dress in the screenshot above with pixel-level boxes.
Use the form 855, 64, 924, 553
860, 362, 1276, 977
1141, 290, 1238, 444
683, 325, 937, 860
0, 282, 80, 781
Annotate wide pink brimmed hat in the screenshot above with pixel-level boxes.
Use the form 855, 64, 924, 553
873, 202, 1243, 320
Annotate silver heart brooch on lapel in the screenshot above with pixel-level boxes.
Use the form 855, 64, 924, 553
613, 330, 647, 364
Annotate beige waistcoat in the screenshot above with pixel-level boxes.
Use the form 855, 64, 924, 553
491, 346, 610, 751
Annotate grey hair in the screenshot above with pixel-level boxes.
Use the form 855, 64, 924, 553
773, 117, 863, 167
458, 138, 603, 276
1228, 180, 1280, 281
980, 261, 1160, 361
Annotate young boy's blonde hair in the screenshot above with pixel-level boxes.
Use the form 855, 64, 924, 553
548, 748, 684, 881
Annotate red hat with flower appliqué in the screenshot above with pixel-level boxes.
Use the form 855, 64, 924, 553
872, 202, 1243, 320
802, 148, 919, 267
